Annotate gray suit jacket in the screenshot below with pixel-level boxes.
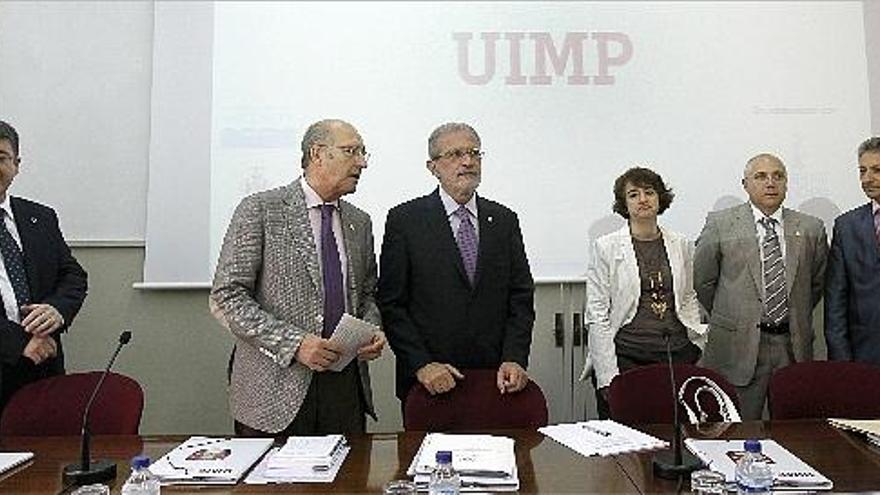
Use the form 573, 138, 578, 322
693, 202, 827, 386
209, 179, 380, 433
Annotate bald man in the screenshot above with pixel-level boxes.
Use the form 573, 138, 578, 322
694, 154, 827, 419
211, 119, 385, 436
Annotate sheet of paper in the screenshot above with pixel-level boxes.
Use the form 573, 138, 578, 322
327, 313, 377, 372
539, 420, 668, 457
244, 446, 350, 484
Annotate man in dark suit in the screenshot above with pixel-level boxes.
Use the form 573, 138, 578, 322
825, 136, 880, 364
0, 120, 88, 412
378, 122, 535, 407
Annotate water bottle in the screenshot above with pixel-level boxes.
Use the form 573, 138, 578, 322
121, 455, 161, 495
734, 439, 773, 495
428, 450, 460, 495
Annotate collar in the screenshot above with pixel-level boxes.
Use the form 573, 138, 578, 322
439, 187, 477, 218
872, 200, 879, 216
749, 202, 783, 226
301, 177, 339, 210
0, 195, 12, 219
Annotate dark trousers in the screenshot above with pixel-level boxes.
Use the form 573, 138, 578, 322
234, 362, 366, 437
593, 342, 701, 420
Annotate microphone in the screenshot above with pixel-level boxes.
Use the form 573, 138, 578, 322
62, 330, 133, 486
652, 331, 703, 479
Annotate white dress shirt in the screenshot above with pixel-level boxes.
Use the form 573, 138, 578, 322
438, 187, 479, 242
0, 195, 24, 323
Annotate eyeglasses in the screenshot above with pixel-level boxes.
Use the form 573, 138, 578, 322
432, 148, 484, 162
321, 145, 370, 162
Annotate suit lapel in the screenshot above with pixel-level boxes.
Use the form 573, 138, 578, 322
857, 203, 880, 261
734, 204, 763, 293
782, 209, 802, 296
10, 197, 39, 293
283, 182, 322, 296
474, 197, 496, 289
427, 190, 471, 288
339, 201, 359, 310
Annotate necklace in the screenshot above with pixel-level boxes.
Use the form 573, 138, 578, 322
649, 271, 668, 319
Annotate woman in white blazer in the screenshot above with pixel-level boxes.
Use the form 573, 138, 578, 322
582, 167, 707, 418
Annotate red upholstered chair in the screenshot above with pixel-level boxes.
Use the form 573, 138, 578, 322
0, 371, 144, 436
768, 361, 880, 420
404, 369, 548, 431
608, 363, 741, 425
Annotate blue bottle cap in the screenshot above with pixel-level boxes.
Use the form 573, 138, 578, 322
435, 450, 453, 464
131, 454, 151, 469
743, 439, 761, 453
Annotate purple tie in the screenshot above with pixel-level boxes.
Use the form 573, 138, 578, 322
320, 204, 344, 338
454, 206, 478, 284
874, 208, 880, 249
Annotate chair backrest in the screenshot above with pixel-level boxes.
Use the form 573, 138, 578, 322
0, 371, 144, 436
768, 361, 880, 420
608, 363, 741, 425
404, 369, 548, 431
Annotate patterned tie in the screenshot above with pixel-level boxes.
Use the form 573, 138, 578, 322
320, 204, 344, 338
0, 210, 30, 318
454, 206, 478, 284
759, 217, 788, 325
874, 208, 880, 248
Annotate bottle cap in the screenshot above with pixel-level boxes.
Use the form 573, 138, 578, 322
435, 450, 453, 464
130, 454, 151, 469
743, 439, 761, 454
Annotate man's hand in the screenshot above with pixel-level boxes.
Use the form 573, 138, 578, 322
20, 304, 64, 337
357, 330, 386, 361
22, 335, 57, 365
295, 334, 342, 372
416, 362, 464, 395
496, 361, 529, 394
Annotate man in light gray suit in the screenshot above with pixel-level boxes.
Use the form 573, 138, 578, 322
694, 154, 827, 420
210, 119, 386, 436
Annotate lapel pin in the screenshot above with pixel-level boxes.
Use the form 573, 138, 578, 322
349, 223, 355, 231
487, 216, 493, 223
30, 217, 37, 224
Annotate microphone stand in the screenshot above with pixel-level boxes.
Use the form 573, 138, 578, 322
62, 331, 132, 486
652, 334, 703, 479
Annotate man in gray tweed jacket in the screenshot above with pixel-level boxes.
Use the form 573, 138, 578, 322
210, 119, 385, 436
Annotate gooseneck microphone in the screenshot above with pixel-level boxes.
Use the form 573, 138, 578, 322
652, 332, 703, 479
62, 330, 133, 486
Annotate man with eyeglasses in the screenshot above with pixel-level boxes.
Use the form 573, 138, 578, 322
825, 137, 880, 365
378, 122, 535, 415
211, 119, 386, 436
0, 120, 87, 413
694, 153, 827, 419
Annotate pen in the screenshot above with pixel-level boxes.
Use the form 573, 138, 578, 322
581, 425, 612, 437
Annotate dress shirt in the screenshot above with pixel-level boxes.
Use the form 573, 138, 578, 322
438, 187, 479, 242
0, 195, 23, 323
301, 178, 349, 312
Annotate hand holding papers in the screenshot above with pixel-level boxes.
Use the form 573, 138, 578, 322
245, 435, 349, 484
407, 433, 519, 491
150, 437, 273, 485
539, 420, 668, 457
684, 439, 833, 490
328, 314, 379, 372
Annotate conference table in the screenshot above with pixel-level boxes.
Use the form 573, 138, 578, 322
1, 420, 878, 493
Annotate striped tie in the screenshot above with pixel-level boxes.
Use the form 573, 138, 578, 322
759, 217, 788, 325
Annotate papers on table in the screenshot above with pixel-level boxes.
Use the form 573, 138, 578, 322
328, 313, 377, 372
685, 438, 833, 491
828, 418, 880, 447
245, 435, 349, 484
0, 452, 33, 476
539, 420, 668, 457
150, 436, 273, 485
407, 433, 519, 492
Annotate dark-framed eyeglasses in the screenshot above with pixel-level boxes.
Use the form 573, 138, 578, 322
432, 148, 484, 162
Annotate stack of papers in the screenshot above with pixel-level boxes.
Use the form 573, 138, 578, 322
245, 435, 350, 484
407, 433, 519, 492
150, 436, 273, 485
0, 452, 33, 477
539, 420, 668, 457
828, 418, 880, 448
685, 438, 833, 491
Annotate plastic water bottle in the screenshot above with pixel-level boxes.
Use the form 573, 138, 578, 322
428, 450, 460, 495
121, 455, 161, 495
735, 439, 773, 494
